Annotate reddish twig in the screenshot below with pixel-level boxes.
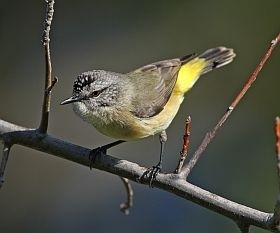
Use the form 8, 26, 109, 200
275, 117, 280, 166
275, 116, 280, 190
181, 32, 280, 179
119, 177, 133, 215
175, 116, 191, 174
273, 117, 280, 228
38, 0, 55, 133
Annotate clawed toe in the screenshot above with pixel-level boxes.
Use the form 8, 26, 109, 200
139, 164, 162, 187
89, 147, 107, 169
88, 140, 125, 169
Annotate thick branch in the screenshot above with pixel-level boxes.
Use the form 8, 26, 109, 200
0, 118, 277, 232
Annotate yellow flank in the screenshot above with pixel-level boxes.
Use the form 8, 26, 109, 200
173, 58, 207, 95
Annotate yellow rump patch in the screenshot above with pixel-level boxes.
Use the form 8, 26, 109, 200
173, 58, 207, 95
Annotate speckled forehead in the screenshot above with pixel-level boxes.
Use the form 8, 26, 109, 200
73, 70, 118, 94
73, 71, 100, 93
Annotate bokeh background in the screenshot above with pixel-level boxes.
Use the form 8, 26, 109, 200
0, 1, 279, 232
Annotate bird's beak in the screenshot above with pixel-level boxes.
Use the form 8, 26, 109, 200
60, 96, 83, 105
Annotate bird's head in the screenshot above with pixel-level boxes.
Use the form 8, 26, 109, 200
61, 70, 121, 113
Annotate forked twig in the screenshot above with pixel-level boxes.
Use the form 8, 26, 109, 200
181, 32, 280, 179
38, 0, 56, 133
175, 116, 191, 174
47, 76, 58, 94
119, 176, 133, 215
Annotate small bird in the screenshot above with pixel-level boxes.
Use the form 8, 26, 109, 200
61, 47, 235, 181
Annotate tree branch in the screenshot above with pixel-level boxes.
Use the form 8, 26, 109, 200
181, 32, 280, 179
38, 0, 56, 133
0, 118, 277, 232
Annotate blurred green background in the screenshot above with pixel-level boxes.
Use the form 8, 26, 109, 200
0, 0, 279, 232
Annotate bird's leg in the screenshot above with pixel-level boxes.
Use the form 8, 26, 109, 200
155, 130, 167, 171
89, 140, 125, 169
141, 131, 167, 187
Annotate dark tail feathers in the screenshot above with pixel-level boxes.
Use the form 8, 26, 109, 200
198, 47, 236, 75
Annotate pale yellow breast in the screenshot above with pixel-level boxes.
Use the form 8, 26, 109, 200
93, 92, 184, 141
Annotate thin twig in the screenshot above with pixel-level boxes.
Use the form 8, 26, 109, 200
237, 221, 250, 233
175, 116, 191, 174
38, 0, 55, 133
181, 32, 280, 179
275, 117, 280, 184
273, 117, 280, 229
274, 117, 280, 179
0, 143, 11, 189
119, 177, 133, 215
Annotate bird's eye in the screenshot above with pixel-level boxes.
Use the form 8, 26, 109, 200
87, 86, 109, 99
89, 90, 102, 98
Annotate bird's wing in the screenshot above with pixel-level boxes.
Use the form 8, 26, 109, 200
127, 53, 195, 118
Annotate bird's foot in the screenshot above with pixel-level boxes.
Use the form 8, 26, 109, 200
88, 140, 125, 169
140, 162, 162, 187
88, 146, 107, 169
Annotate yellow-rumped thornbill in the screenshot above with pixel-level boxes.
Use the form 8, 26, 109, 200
61, 47, 236, 182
